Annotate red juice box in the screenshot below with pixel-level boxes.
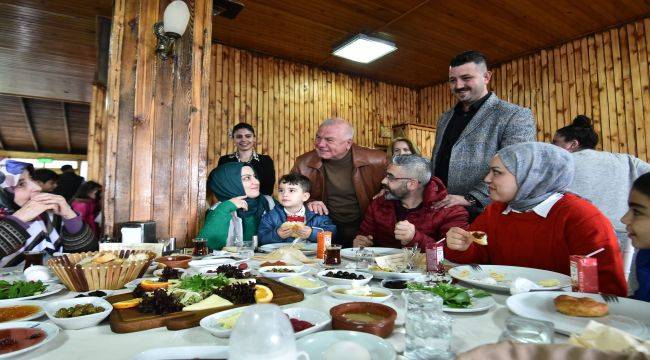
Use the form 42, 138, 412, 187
426, 243, 444, 272
570, 255, 599, 293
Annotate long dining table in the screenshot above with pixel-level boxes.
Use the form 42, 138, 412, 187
5, 257, 569, 360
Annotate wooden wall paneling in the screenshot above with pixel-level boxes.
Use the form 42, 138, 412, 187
559, 45, 571, 124
572, 39, 585, 116
603, 30, 620, 153
637, 20, 650, 160
626, 23, 645, 157
610, 28, 627, 153
86, 84, 107, 182
595, 32, 612, 152
619, 25, 638, 157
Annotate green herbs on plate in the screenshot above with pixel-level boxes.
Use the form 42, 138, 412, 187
406, 282, 490, 308
0, 280, 48, 300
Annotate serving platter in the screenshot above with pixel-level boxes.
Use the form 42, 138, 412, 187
296, 330, 396, 360
0, 300, 45, 322
106, 277, 304, 333
0, 321, 59, 359
0, 283, 65, 303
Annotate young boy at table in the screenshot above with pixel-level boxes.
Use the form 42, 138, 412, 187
257, 174, 336, 245
621, 173, 650, 302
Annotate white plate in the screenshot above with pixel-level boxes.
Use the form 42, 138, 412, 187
0, 283, 64, 303
507, 291, 650, 339
0, 321, 59, 359
443, 294, 496, 313
369, 268, 424, 281
188, 258, 239, 268
199, 306, 254, 338
327, 285, 392, 303
316, 269, 372, 286
0, 300, 45, 322
296, 330, 396, 360
341, 247, 402, 260
449, 265, 572, 292
259, 243, 317, 256
259, 265, 309, 279
283, 307, 331, 338
133, 346, 228, 360
279, 276, 327, 294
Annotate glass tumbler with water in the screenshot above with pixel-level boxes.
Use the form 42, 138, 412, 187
498, 315, 554, 344
404, 288, 454, 360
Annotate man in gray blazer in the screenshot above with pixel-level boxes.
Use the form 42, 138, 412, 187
431, 51, 536, 211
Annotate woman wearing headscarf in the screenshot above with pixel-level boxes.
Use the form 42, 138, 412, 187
445, 142, 627, 296
198, 162, 275, 250
0, 159, 95, 267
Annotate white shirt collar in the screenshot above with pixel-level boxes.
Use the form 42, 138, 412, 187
284, 206, 305, 217
502, 193, 564, 218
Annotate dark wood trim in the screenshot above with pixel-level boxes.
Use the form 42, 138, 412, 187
61, 102, 72, 153
19, 98, 39, 152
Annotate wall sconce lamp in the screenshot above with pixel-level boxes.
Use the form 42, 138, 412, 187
154, 0, 191, 61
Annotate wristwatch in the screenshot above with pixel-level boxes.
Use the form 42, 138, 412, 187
464, 194, 481, 208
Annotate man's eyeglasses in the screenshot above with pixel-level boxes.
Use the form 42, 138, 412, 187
384, 173, 415, 182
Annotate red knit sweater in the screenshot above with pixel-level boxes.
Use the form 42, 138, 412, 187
445, 193, 627, 296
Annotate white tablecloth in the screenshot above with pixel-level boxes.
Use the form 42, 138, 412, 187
4, 265, 568, 360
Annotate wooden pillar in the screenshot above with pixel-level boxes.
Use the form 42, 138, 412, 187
87, 84, 107, 183
103, 0, 212, 246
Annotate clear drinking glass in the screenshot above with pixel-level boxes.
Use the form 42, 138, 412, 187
228, 304, 309, 360
498, 315, 554, 344
404, 288, 454, 360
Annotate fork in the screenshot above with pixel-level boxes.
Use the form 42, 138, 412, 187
600, 293, 619, 303
469, 263, 484, 272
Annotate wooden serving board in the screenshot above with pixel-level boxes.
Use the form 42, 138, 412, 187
106, 277, 304, 333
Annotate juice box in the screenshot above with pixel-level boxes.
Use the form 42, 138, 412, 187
426, 242, 444, 272
570, 255, 599, 293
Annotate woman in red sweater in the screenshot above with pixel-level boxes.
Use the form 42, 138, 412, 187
446, 142, 627, 296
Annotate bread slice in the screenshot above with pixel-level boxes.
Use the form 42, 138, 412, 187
471, 231, 488, 245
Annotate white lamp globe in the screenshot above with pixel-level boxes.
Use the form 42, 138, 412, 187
163, 0, 190, 36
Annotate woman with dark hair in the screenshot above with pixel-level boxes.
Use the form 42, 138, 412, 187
198, 162, 275, 250
0, 159, 95, 267
71, 181, 102, 234
216, 123, 276, 196
387, 137, 421, 158
554, 115, 650, 282
445, 142, 627, 296
621, 173, 650, 301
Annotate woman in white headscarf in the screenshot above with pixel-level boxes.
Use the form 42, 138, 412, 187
445, 142, 627, 296
0, 159, 96, 267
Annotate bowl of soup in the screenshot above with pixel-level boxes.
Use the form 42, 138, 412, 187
329, 302, 396, 338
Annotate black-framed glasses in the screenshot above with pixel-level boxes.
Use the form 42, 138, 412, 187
384, 173, 415, 182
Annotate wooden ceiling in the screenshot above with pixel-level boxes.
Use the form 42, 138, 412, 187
0, 95, 89, 154
0, 0, 113, 103
212, 0, 650, 87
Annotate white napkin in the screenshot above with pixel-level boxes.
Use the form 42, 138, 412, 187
510, 277, 542, 295
121, 227, 143, 244
569, 321, 650, 354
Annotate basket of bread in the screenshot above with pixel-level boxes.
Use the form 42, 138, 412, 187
47, 250, 156, 291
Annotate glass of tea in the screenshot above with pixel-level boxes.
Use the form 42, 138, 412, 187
324, 245, 342, 266
192, 237, 208, 257
24, 250, 45, 270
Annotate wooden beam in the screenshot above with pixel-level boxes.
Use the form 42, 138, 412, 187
18, 98, 39, 152
61, 102, 72, 153
0, 150, 86, 161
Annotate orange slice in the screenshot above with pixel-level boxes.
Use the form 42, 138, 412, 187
255, 284, 273, 303
113, 298, 142, 309
140, 280, 170, 291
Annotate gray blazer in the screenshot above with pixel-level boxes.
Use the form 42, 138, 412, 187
431, 93, 536, 206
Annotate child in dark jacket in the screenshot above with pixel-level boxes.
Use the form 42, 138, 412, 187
258, 174, 336, 245
621, 173, 650, 302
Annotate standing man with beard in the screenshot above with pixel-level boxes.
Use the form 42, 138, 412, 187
353, 155, 468, 249
431, 51, 536, 217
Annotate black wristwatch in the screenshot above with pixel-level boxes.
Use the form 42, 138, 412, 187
464, 194, 481, 208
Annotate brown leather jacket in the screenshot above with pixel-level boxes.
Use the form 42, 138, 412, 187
291, 144, 388, 214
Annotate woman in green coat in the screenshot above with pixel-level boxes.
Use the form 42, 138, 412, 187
199, 162, 274, 250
